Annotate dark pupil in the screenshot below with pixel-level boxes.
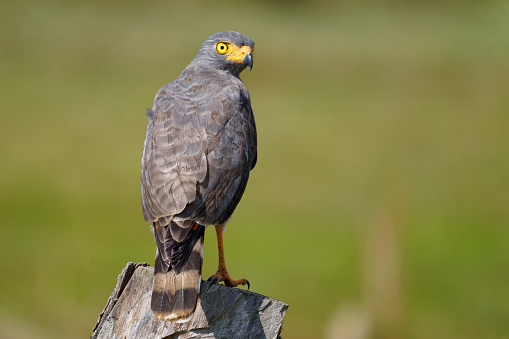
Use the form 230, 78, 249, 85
220, 45, 225, 50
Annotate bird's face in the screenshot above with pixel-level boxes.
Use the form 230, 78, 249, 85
214, 40, 253, 71
194, 31, 254, 75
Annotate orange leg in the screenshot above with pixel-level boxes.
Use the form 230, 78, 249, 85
208, 225, 249, 288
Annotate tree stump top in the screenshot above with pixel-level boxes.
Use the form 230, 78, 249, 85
92, 262, 288, 339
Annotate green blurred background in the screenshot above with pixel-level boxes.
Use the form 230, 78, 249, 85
1, 0, 508, 338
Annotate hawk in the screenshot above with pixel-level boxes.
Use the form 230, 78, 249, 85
141, 31, 256, 320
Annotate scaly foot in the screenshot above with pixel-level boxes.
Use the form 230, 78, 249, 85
208, 269, 250, 289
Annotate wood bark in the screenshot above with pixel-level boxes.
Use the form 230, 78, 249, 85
92, 262, 288, 339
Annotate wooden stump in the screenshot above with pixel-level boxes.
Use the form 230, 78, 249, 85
92, 262, 288, 339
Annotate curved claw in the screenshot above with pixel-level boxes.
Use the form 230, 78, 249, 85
246, 279, 250, 290
204, 275, 219, 293
208, 275, 219, 284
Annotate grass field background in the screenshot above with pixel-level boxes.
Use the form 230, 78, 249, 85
1, 1, 508, 338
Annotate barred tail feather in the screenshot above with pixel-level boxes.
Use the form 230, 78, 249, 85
151, 222, 205, 320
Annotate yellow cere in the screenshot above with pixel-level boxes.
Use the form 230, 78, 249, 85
225, 45, 252, 64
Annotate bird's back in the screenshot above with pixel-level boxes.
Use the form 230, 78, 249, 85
142, 65, 256, 226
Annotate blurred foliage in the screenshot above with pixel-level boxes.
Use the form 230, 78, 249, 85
1, 0, 509, 338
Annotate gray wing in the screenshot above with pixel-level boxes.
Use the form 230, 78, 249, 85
141, 81, 208, 223
141, 78, 257, 225
193, 83, 257, 225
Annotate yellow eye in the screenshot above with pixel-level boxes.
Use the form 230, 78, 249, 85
216, 42, 229, 54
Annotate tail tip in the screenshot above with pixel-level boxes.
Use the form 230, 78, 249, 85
152, 310, 194, 323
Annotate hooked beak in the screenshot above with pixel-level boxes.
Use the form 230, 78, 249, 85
242, 53, 253, 71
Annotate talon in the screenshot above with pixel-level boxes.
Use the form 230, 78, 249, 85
208, 275, 219, 284
204, 278, 215, 293
246, 279, 250, 290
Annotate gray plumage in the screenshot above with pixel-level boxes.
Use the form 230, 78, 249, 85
141, 31, 256, 320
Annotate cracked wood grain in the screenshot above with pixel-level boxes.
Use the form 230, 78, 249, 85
91, 262, 288, 339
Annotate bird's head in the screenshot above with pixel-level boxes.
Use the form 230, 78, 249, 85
192, 31, 254, 75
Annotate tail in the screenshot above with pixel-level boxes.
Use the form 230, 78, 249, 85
151, 221, 205, 320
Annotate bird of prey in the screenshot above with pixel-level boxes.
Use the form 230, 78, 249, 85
141, 31, 256, 321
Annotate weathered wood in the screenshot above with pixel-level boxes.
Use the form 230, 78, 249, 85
92, 262, 288, 339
